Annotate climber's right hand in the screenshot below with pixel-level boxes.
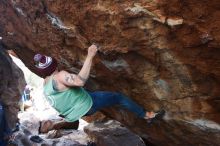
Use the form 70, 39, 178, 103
88, 44, 98, 58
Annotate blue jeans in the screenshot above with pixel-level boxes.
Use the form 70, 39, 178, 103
0, 103, 11, 146
86, 91, 146, 118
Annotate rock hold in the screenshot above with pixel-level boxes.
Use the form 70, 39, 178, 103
167, 18, 184, 26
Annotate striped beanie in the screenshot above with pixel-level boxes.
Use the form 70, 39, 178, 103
34, 54, 57, 78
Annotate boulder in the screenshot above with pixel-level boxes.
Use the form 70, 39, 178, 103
0, 47, 26, 129
13, 111, 90, 146
0, 0, 220, 145
84, 120, 145, 146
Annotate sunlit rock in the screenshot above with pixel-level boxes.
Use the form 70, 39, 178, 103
167, 18, 183, 26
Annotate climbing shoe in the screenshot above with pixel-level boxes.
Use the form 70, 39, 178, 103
146, 109, 165, 124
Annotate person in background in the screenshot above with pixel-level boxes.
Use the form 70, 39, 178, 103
20, 85, 33, 112
23, 85, 32, 101
34, 44, 165, 132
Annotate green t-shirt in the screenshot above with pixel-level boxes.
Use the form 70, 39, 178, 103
43, 76, 93, 122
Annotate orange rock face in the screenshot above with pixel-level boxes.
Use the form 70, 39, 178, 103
0, 0, 220, 145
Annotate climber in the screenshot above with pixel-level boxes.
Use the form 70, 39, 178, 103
33, 44, 165, 127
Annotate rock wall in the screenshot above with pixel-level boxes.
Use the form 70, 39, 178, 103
0, 0, 220, 145
0, 46, 26, 129
84, 120, 145, 146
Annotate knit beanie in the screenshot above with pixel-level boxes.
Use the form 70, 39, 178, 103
34, 54, 57, 78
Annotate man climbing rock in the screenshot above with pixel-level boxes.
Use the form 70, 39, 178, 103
34, 44, 165, 130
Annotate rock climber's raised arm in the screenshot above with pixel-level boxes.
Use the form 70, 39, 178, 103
58, 44, 97, 87
57, 71, 84, 87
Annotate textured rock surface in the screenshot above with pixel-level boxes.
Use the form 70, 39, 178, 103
84, 120, 145, 146
0, 46, 25, 129
14, 111, 90, 146
0, 0, 220, 145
